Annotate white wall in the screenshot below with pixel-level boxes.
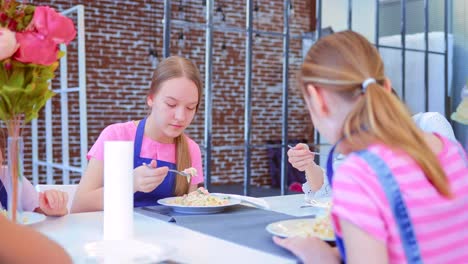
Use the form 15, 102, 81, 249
322, 0, 376, 41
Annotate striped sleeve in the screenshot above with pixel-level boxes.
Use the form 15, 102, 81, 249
331, 155, 388, 244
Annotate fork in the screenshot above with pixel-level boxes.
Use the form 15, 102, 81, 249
287, 145, 321, 155
300, 200, 321, 208
300, 199, 331, 208
142, 163, 191, 177
168, 169, 191, 178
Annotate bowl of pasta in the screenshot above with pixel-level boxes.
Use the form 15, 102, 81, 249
157, 188, 241, 214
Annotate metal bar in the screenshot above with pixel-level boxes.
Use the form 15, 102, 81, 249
400, 0, 406, 101
316, 0, 322, 39
77, 5, 88, 174
348, 0, 352, 30
170, 19, 307, 39
424, 0, 429, 112
59, 44, 70, 184
444, 0, 449, 117
61, 5, 80, 15
163, 0, 171, 58
204, 0, 213, 191
375, 44, 445, 55
252, 29, 284, 38
314, 0, 322, 165
375, 0, 380, 49
280, 0, 290, 196
31, 119, 39, 185
36, 161, 83, 173
52, 87, 80, 93
45, 89, 53, 184
244, 0, 254, 196
202, 143, 329, 151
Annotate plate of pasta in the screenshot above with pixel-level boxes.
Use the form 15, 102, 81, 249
1, 210, 46, 225
157, 188, 241, 214
266, 215, 335, 241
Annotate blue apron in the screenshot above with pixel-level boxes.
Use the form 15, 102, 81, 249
0, 180, 8, 209
133, 117, 177, 207
326, 144, 423, 263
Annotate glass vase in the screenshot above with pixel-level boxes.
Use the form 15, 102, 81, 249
6, 136, 24, 223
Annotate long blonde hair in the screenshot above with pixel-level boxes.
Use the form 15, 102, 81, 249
301, 31, 452, 198
149, 56, 202, 196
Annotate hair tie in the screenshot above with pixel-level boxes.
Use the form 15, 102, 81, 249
361, 78, 376, 92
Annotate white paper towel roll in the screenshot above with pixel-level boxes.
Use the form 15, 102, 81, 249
103, 141, 134, 240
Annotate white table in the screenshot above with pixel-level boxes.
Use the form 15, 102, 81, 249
33, 205, 297, 263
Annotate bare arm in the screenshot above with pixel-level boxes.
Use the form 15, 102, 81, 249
35, 190, 69, 216
71, 158, 104, 213
288, 143, 325, 192
304, 164, 326, 192
71, 158, 169, 213
273, 236, 340, 264
340, 218, 388, 264
0, 216, 72, 264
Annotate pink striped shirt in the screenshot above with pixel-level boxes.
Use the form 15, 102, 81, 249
332, 135, 468, 263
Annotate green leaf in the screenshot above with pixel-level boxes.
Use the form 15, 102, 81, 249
7, 66, 25, 88
0, 60, 58, 124
0, 63, 7, 85
57, 51, 65, 60
23, 5, 35, 15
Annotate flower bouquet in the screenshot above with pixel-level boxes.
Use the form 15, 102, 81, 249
0, 0, 76, 222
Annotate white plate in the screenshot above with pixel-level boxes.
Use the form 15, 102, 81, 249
22, 212, 46, 225
157, 194, 241, 214
266, 218, 335, 241
0, 211, 46, 225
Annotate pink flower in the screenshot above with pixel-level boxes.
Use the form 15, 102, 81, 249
30, 6, 76, 44
14, 31, 58, 65
0, 28, 19, 61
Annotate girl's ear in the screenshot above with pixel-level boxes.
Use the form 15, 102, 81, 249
305, 84, 330, 117
147, 94, 154, 108
383, 78, 392, 92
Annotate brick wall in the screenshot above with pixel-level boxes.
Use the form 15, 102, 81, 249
8, 0, 314, 186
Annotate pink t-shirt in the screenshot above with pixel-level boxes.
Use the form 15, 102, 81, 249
87, 121, 204, 185
332, 135, 468, 263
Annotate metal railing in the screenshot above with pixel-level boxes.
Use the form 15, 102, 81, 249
31, 5, 87, 185
161, 0, 451, 195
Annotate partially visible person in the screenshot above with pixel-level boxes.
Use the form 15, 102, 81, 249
412, 111, 456, 141
72, 56, 204, 213
290, 111, 457, 202
0, 214, 72, 263
0, 153, 68, 216
275, 30, 468, 263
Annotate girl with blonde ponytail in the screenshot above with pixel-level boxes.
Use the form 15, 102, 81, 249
72, 56, 204, 213
275, 31, 468, 264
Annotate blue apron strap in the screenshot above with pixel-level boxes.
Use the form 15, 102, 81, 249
357, 150, 423, 264
0, 180, 8, 209
134, 117, 146, 168
326, 143, 339, 187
